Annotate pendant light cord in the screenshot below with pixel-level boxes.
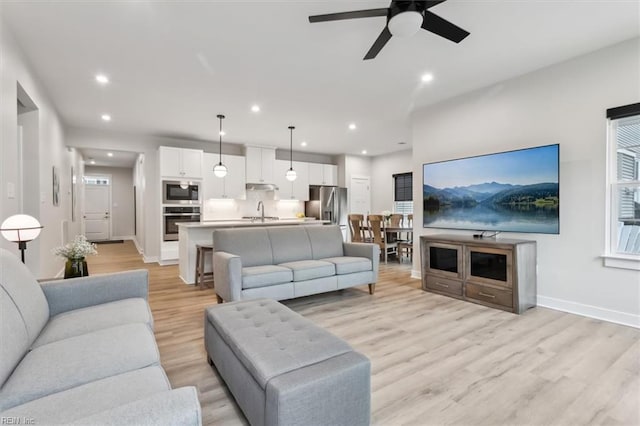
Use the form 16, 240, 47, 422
288, 126, 295, 168
217, 114, 225, 164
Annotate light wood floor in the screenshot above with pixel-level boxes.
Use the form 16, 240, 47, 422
88, 241, 640, 426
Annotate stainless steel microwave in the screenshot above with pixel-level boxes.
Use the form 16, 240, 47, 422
163, 181, 201, 205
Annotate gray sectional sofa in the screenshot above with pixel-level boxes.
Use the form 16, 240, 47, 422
0, 248, 201, 425
213, 225, 380, 303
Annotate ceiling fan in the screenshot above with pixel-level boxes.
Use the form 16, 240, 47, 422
308, 0, 470, 60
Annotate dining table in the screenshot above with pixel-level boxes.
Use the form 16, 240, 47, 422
358, 224, 413, 263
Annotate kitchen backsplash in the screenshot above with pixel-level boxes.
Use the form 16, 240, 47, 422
202, 191, 304, 221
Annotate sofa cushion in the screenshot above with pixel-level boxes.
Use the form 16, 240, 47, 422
321, 256, 372, 275
31, 298, 153, 349
0, 287, 29, 388
242, 265, 293, 289
267, 227, 313, 264
214, 227, 273, 267
305, 225, 344, 260
0, 322, 159, 411
206, 299, 352, 389
0, 248, 49, 345
278, 260, 335, 282
0, 366, 170, 424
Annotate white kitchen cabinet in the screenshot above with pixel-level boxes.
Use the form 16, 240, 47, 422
274, 160, 309, 201
203, 153, 246, 200
245, 146, 275, 184
159, 146, 203, 179
308, 163, 337, 186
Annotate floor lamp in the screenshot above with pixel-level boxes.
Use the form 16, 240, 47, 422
1, 214, 43, 263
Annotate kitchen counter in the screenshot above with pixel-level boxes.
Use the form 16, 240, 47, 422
176, 218, 327, 229
176, 219, 330, 284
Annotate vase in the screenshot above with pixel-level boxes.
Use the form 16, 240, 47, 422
64, 258, 89, 279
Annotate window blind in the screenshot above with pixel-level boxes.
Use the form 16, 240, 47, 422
393, 172, 413, 202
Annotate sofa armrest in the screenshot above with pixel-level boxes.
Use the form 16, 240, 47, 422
69, 387, 201, 426
343, 242, 380, 281
213, 252, 243, 302
40, 269, 149, 316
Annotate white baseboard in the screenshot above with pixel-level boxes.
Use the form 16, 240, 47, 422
143, 255, 158, 264
538, 295, 639, 329
130, 237, 144, 255
409, 269, 638, 328
158, 259, 178, 266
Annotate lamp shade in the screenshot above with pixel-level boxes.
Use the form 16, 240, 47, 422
213, 162, 228, 178
286, 168, 297, 182
1, 214, 42, 242
388, 11, 423, 37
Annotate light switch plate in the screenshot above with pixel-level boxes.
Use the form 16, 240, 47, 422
7, 182, 15, 199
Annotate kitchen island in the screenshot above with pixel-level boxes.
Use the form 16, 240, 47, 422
177, 219, 330, 284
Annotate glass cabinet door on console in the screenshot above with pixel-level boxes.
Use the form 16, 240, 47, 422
423, 242, 463, 279
465, 246, 513, 288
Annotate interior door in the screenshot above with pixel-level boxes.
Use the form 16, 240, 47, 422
350, 176, 371, 216
84, 184, 110, 241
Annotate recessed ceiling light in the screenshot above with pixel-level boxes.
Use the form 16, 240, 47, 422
219, 130, 226, 136
107, 152, 114, 157
89, 159, 96, 165
398, 142, 407, 145
301, 141, 307, 147
95, 74, 109, 84
361, 150, 367, 155
101, 114, 111, 121
251, 105, 260, 113
349, 123, 357, 130
421, 73, 434, 83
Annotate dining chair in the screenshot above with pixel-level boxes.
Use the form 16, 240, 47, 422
398, 214, 413, 263
348, 214, 365, 242
367, 214, 397, 264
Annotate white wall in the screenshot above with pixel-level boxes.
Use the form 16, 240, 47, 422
0, 19, 79, 278
370, 149, 412, 214
411, 38, 640, 327
85, 166, 135, 238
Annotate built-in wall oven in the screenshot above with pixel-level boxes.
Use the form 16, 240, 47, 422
163, 181, 201, 205
163, 206, 201, 241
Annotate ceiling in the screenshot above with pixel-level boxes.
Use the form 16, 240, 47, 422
79, 148, 138, 168
3, 1, 638, 157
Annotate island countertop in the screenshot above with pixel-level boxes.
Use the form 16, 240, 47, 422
176, 218, 330, 229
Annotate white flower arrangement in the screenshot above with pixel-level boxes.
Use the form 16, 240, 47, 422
381, 210, 392, 220
53, 235, 98, 260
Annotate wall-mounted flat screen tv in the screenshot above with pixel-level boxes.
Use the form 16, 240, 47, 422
423, 144, 559, 234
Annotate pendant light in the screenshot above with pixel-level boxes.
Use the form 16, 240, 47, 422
286, 125, 297, 182
213, 114, 228, 178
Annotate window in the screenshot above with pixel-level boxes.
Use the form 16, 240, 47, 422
393, 172, 413, 216
605, 103, 640, 269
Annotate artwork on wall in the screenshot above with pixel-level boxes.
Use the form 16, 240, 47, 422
71, 166, 77, 221
52, 166, 60, 206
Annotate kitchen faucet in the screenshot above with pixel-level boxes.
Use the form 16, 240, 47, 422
257, 201, 265, 223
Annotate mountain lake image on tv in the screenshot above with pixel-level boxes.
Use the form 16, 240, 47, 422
423, 144, 559, 234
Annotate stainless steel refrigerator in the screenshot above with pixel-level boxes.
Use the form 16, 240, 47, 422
305, 186, 348, 238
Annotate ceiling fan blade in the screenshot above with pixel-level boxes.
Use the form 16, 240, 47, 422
421, 10, 470, 43
309, 8, 388, 23
364, 27, 392, 60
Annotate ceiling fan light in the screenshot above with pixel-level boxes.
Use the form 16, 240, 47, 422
213, 162, 227, 178
388, 11, 423, 37
286, 168, 297, 182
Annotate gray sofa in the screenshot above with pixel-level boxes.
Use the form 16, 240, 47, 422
212, 225, 380, 303
0, 248, 201, 425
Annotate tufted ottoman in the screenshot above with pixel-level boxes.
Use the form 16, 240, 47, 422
204, 298, 371, 426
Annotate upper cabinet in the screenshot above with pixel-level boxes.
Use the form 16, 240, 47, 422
274, 160, 309, 201
202, 153, 246, 200
245, 146, 275, 184
308, 163, 338, 186
159, 147, 203, 179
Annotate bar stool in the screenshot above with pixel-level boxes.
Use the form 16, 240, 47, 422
195, 243, 214, 289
